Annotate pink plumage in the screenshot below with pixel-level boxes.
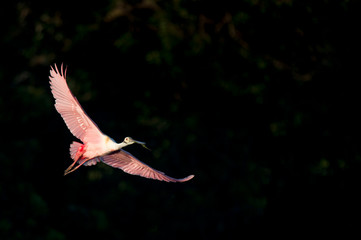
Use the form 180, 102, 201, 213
49, 64, 194, 182
102, 150, 194, 183
49, 64, 104, 145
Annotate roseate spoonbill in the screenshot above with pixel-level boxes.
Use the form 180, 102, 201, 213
49, 64, 194, 182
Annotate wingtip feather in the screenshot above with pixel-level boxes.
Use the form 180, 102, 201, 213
177, 174, 195, 182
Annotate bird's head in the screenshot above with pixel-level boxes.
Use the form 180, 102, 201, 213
123, 137, 150, 150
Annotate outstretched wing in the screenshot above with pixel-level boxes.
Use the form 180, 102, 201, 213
49, 64, 104, 144
101, 150, 194, 183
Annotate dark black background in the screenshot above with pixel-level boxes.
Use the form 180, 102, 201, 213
1, 0, 361, 239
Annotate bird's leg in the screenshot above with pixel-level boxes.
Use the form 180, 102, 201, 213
64, 158, 91, 176
64, 145, 86, 175
72, 144, 86, 162
64, 160, 78, 175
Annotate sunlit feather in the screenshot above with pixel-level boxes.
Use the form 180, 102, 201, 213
49, 64, 194, 182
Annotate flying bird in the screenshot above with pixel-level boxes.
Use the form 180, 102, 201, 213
49, 64, 194, 182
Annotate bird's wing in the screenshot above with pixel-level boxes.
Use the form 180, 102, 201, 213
101, 150, 194, 183
49, 64, 104, 144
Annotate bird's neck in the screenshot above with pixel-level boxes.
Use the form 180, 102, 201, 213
117, 142, 128, 149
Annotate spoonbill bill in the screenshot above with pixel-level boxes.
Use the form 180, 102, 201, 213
49, 64, 194, 182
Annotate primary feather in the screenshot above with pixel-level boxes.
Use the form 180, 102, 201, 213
49, 64, 104, 145
101, 150, 194, 182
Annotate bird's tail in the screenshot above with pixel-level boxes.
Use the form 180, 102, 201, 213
69, 141, 83, 160
69, 141, 100, 167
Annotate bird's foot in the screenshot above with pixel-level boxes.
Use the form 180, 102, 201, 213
63, 158, 91, 176
64, 161, 77, 175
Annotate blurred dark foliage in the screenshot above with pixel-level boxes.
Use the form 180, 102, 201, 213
1, 0, 361, 239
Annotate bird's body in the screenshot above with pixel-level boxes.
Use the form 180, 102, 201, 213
76, 135, 119, 159
49, 64, 194, 182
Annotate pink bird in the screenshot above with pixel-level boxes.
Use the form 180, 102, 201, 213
49, 64, 194, 182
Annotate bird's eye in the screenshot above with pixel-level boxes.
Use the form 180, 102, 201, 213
124, 137, 129, 142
